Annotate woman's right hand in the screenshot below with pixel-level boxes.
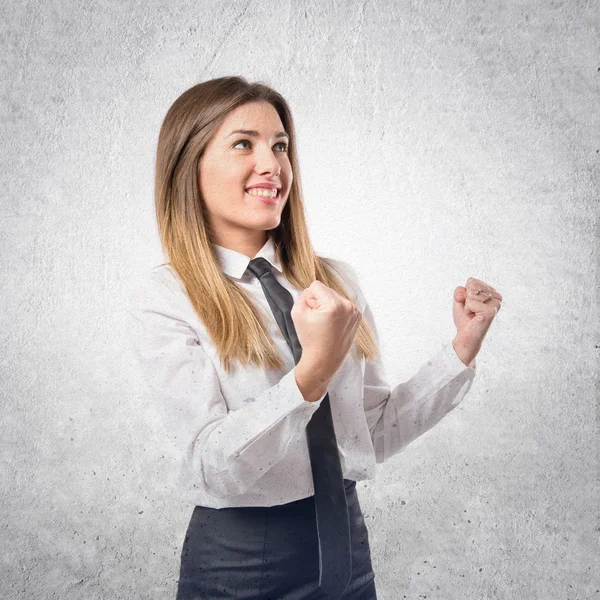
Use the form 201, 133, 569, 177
291, 280, 362, 385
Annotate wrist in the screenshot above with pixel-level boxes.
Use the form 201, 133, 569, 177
452, 337, 478, 368
294, 362, 330, 403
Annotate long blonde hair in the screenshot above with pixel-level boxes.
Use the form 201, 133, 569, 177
155, 76, 380, 373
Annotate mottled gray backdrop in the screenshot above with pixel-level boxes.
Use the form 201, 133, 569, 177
2, 0, 598, 598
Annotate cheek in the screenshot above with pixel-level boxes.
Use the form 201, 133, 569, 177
201, 173, 244, 200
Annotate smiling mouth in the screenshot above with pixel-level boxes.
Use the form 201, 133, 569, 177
245, 188, 281, 204
245, 188, 280, 198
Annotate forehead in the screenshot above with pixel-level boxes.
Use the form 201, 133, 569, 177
217, 101, 284, 135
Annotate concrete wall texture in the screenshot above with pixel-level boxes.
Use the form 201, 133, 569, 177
2, 0, 598, 598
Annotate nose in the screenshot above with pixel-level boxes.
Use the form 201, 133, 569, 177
255, 145, 281, 175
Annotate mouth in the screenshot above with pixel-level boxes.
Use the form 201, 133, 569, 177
245, 188, 281, 205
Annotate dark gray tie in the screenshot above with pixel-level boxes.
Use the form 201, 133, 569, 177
246, 257, 352, 600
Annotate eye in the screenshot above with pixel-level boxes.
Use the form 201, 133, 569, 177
233, 139, 289, 152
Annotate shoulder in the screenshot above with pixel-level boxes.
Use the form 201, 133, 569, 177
319, 256, 365, 310
125, 263, 191, 316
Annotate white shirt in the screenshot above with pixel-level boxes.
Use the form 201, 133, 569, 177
125, 237, 477, 508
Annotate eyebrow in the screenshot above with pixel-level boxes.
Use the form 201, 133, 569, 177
227, 129, 289, 140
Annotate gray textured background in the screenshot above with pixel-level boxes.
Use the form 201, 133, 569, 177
2, 1, 598, 598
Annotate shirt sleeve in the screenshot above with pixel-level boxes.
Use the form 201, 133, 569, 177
124, 271, 326, 500
361, 299, 477, 463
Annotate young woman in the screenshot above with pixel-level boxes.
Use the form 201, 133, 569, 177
127, 76, 500, 599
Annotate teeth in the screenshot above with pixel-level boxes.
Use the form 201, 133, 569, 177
247, 188, 278, 198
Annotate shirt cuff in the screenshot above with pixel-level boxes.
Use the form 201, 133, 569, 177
441, 340, 477, 374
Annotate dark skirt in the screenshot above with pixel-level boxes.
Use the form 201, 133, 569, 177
176, 479, 377, 599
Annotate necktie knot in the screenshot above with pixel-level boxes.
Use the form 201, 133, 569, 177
246, 257, 273, 280
247, 257, 295, 319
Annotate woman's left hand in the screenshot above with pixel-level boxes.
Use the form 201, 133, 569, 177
451, 277, 503, 366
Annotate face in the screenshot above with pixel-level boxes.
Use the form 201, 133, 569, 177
198, 101, 293, 258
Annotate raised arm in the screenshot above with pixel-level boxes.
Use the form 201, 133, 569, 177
361, 298, 476, 463
324, 258, 477, 464
124, 271, 325, 499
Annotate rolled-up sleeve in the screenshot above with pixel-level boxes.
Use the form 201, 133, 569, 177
124, 272, 324, 499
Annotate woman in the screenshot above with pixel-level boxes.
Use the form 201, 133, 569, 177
127, 76, 501, 599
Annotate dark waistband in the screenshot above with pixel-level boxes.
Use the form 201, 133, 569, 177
194, 480, 357, 512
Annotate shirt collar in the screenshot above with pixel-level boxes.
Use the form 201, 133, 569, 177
212, 236, 282, 280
